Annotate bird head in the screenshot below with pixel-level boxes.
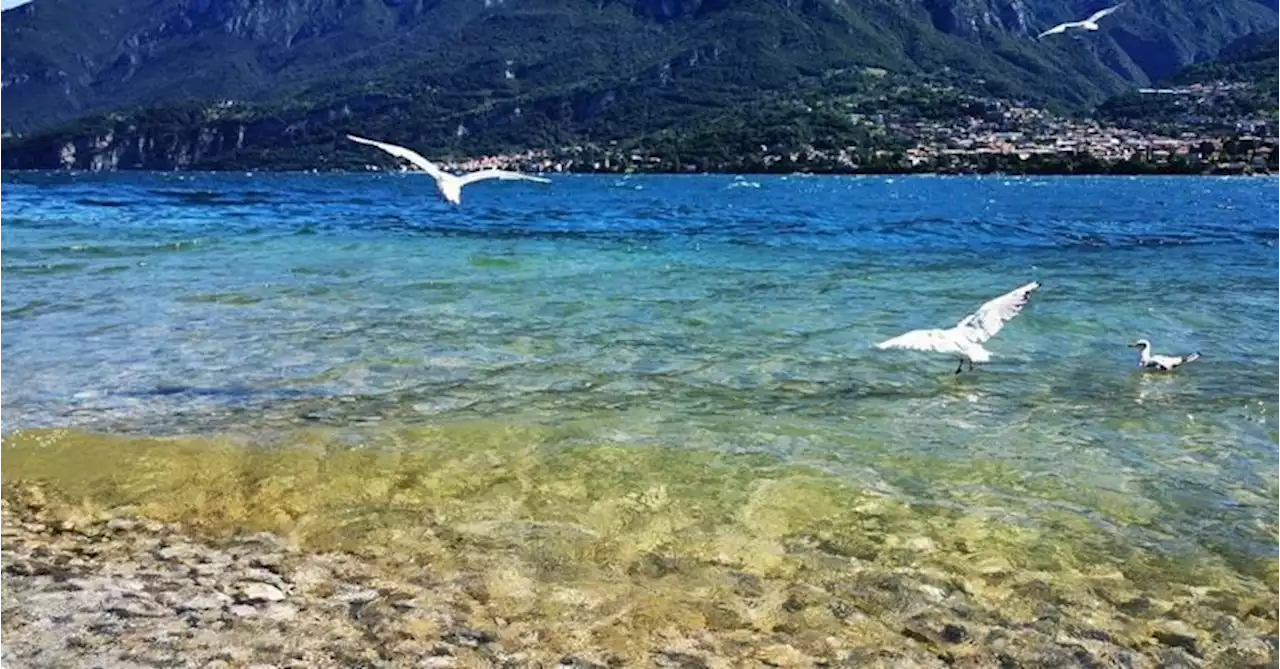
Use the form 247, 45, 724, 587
1127, 339, 1151, 350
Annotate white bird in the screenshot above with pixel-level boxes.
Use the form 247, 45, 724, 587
875, 281, 1040, 374
1037, 3, 1124, 38
1128, 339, 1201, 372
346, 134, 550, 205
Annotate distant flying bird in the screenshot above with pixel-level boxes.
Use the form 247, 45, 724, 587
1037, 3, 1124, 38
875, 281, 1040, 374
1128, 339, 1201, 372
346, 134, 550, 206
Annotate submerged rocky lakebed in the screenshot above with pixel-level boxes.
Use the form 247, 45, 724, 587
1, 426, 1276, 668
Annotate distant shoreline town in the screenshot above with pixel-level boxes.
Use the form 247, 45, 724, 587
430, 136, 1274, 178
432, 83, 1276, 178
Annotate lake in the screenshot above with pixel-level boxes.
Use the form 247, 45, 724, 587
2, 171, 1276, 660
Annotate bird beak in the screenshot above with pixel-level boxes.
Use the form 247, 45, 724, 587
1127, 343, 1140, 348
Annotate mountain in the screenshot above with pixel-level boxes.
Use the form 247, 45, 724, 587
1, 0, 1275, 170
4, 0, 1276, 133
1094, 30, 1278, 131
1166, 30, 1279, 90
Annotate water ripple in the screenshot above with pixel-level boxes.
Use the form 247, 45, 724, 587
2, 171, 1276, 566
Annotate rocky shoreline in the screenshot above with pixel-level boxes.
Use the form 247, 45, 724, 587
3, 483, 1276, 669
3, 488, 576, 669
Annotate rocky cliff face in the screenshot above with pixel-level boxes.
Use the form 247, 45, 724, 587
36, 124, 247, 172
920, 0, 1033, 37
912, 0, 1279, 87
21, 125, 332, 173
1, 99, 371, 171
927, 0, 1278, 41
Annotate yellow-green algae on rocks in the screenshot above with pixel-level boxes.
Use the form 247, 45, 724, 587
3, 425, 1276, 662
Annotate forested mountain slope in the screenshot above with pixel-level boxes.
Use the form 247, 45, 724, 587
1, 0, 1274, 169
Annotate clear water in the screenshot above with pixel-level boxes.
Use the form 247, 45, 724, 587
2, 172, 1277, 606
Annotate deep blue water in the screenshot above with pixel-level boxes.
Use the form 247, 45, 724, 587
2, 171, 1277, 564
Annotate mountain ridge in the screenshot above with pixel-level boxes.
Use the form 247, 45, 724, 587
1, 0, 1275, 172
4, 0, 1276, 137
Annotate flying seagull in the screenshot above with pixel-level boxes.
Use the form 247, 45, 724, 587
1037, 3, 1124, 38
346, 134, 550, 205
875, 281, 1040, 374
1128, 339, 1201, 372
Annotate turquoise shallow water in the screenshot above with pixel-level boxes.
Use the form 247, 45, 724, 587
2, 171, 1277, 566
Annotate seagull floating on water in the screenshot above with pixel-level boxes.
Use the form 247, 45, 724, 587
346, 134, 550, 206
1037, 3, 1124, 38
1128, 339, 1200, 372
875, 281, 1040, 374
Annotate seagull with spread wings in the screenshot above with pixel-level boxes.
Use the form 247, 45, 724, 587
875, 282, 1041, 374
1038, 3, 1124, 38
347, 134, 551, 206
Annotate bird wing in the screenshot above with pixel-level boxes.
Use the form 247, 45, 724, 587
456, 169, 552, 187
955, 281, 1040, 343
1086, 3, 1123, 23
1038, 22, 1072, 37
1152, 352, 1199, 369
346, 134, 444, 180
874, 328, 962, 354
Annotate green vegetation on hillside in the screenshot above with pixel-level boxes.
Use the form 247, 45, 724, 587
2, 8, 1276, 174
1094, 32, 1279, 132
1168, 31, 1279, 120
4, 0, 1276, 141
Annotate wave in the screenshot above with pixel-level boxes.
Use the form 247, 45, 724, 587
146, 189, 275, 205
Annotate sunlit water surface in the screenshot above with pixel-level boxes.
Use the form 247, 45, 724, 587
2, 172, 1277, 641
